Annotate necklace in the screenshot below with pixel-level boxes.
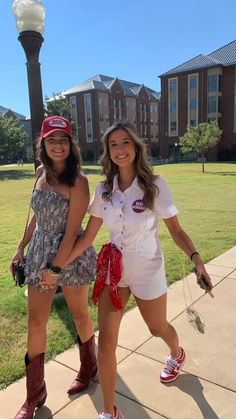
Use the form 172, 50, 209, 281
118, 178, 134, 190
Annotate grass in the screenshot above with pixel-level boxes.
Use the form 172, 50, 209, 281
0, 162, 236, 389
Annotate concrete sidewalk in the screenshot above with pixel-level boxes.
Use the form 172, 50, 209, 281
1, 246, 236, 419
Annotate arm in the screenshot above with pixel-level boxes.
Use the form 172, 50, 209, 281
63, 215, 103, 267
10, 214, 36, 272
52, 174, 90, 268
164, 215, 213, 290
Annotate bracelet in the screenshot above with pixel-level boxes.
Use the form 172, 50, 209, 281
190, 252, 199, 261
46, 262, 62, 274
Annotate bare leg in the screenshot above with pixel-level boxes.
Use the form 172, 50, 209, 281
63, 285, 93, 342
98, 286, 130, 415
135, 293, 180, 358
27, 286, 56, 360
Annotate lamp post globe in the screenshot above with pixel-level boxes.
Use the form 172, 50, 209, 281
12, 0, 46, 170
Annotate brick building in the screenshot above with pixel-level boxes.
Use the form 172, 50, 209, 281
159, 40, 236, 160
63, 74, 160, 161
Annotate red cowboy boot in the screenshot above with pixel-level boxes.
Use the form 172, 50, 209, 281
14, 353, 47, 419
67, 334, 97, 394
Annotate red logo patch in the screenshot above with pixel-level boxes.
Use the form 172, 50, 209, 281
132, 199, 146, 213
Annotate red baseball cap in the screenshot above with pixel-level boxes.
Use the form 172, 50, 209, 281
41, 116, 72, 138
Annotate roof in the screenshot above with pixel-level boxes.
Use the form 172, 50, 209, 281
63, 74, 160, 100
160, 40, 236, 77
0, 105, 26, 119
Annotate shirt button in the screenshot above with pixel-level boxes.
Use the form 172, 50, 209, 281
104, 207, 106, 210
120, 200, 123, 204
121, 231, 124, 234
121, 246, 123, 250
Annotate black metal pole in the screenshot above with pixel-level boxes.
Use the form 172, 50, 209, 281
18, 30, 44, 170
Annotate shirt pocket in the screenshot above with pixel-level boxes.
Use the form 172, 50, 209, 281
102, 202, 120, 230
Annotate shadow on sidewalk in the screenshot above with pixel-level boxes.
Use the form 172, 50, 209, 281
34, 405, 53, 418
167, 373, 219, 419
67, 375, 154, 419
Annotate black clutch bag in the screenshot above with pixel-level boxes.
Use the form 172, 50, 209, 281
12, 258, 26, 287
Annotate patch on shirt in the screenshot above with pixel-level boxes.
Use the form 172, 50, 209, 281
132, 199, 146, 213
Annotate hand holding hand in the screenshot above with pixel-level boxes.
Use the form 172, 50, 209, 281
39, 269, 57, 291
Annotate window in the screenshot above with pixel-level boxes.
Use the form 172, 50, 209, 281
190, 77, 197, 90
170, 100, 176, 112
84, 93, 93, 143
190, 119, 196, 126
218, 75, 222, 92
208, 96, 217, 113
171, 121, 176, 131
170, 80, 176, 92
234, 96, 236, 107
190, 99, 196, 110
208, 75, 218, 92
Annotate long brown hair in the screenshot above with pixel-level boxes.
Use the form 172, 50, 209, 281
36, 135, 82, 186
100, 120, 158, 209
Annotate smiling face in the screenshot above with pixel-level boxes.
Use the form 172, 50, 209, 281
108, 128, 136, 169
44, 130, 70, 162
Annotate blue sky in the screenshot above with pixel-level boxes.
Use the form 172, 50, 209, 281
1, 0, 236, 117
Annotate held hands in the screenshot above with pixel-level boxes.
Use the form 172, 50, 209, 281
38, 268, 58, 291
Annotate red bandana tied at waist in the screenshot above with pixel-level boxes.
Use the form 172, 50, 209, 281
92, 243, 122, 309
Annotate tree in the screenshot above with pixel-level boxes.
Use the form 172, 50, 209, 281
179, 121, 222, 172
45, 93, 77, 138
0, 115, 27, 163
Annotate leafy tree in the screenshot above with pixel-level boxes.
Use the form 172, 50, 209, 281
44, 93, 77, 138
0, 116, 27, 163
45, 93, 71, 120
179, 121, 222, 172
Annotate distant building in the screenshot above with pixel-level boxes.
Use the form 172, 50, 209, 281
159, 40, 236, 160
63, 74, 160, 161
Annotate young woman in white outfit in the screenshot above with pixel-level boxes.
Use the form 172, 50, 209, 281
62, 120, 213, 419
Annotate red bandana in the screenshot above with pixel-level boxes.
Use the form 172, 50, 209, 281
92, 243, 123, 309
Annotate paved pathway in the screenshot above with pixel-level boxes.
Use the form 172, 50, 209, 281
1, 247, 236, 419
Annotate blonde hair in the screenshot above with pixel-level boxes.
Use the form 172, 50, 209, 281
100, 120, 158, 210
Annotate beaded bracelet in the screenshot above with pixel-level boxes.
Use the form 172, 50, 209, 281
190, 252, 199, 261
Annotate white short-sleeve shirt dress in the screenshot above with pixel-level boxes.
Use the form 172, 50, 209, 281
88, 175, 178, 300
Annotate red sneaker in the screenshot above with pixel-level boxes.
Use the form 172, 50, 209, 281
160, 347, 186, 383
98, 405, 119, 419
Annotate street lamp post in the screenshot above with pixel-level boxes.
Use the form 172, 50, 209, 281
12, 0, 46, 169
174, 142, 178, 163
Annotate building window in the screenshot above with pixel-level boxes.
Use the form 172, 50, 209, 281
190, 119, 196, 126
84, 93, 93, 143
170, 100, 176, 112
170, 80, 176, 92
234, 96, 236, 107
190, 78, 197, 89
208, 96, 217, 113
171, 121, 177, 131
208, 75, 218, 92
190, 99, 196, 110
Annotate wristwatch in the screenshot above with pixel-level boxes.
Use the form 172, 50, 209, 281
46, 262, 62, 274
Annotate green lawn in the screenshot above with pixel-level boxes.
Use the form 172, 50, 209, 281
0, 162, 236, 389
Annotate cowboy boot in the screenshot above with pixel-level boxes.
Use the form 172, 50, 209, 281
67, 334, 97, 394
14, 353, 47, 419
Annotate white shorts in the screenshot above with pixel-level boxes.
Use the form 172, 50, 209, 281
106, 251, 167, 300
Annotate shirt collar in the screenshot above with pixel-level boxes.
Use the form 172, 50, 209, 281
112, 174, 139, 192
